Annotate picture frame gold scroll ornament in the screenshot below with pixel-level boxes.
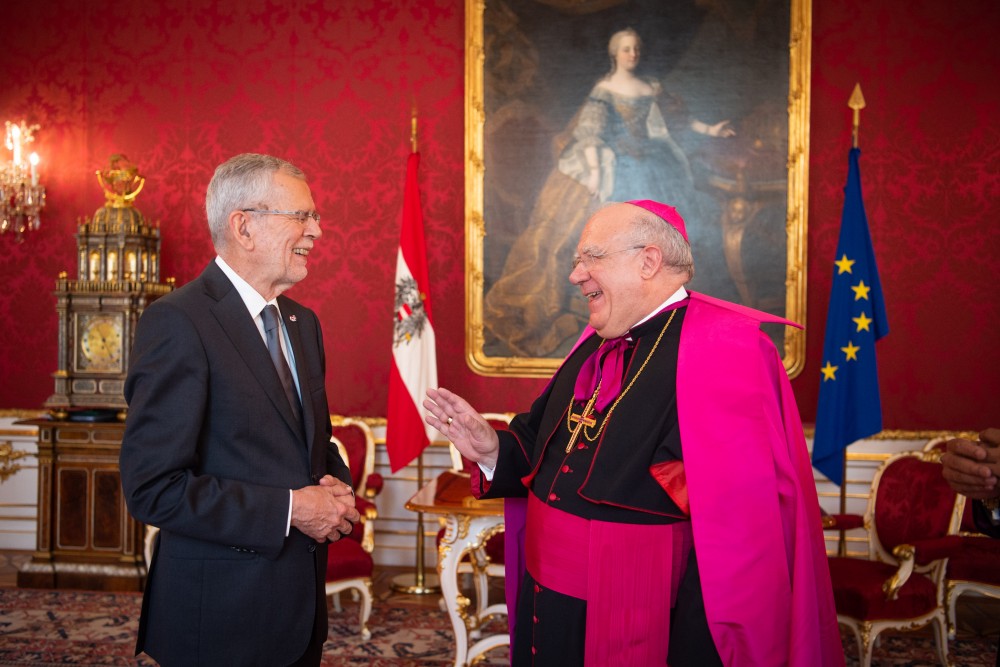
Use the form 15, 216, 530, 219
465, 0, 811, 377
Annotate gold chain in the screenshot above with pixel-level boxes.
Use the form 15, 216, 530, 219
565, 309, 677, 444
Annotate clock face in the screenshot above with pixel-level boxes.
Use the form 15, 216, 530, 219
77, 313, 124, 373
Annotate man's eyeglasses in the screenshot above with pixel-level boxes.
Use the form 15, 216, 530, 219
241, 208, 321, 224
571, 245, 645, 271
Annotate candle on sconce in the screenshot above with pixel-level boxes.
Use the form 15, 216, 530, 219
10, 123, 22, 166
1, 120, 46, 240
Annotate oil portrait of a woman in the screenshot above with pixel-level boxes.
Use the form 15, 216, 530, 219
484, 27, 734, 357
475, 0, 797, 366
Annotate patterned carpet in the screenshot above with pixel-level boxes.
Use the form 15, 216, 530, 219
0, 587, 507, 666
0, 587, 995, 666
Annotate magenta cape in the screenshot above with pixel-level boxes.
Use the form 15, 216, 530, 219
492, 292, 842, 666
677, 293, 842, 666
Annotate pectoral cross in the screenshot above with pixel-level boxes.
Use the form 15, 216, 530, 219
566, 390, 599, 453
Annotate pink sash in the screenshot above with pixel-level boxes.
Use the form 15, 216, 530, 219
525, 493, 692, 666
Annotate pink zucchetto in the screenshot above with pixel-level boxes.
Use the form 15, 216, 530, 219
626, 199, 689, 244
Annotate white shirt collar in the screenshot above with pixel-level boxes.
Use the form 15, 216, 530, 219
632, 286, 688, 330
215, 256, 274, 319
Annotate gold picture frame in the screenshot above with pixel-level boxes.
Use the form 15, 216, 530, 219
466, 0, 811, 377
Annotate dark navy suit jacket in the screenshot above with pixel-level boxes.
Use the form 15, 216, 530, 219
120, 260, 349, 666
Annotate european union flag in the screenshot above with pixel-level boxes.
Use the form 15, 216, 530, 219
812, 148, 889, 486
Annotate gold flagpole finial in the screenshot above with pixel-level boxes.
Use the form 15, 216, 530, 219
410, 102, 418, 153
848, 83, 866, 148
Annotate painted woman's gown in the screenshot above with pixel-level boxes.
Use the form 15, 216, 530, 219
484, 80, 700, 357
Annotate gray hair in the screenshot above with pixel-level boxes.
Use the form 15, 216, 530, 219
607, 28, 642, 75
205, 153, 306, 247
624, 207, 695, 282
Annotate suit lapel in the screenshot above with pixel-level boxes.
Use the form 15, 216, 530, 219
202, 263, 305, 440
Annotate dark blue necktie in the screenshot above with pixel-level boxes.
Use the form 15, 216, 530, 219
261, 304, 301, 424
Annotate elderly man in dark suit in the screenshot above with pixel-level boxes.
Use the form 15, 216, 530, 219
119, 153, 359, 666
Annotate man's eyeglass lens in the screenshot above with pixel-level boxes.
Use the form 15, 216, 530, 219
571, 245, 644, 270
241, 208, 321, 224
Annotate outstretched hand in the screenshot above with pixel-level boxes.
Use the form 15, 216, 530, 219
711, 120, 735, 137
424, 387, 500, 470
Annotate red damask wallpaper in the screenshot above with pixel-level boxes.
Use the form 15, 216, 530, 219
0, 0, 997, 430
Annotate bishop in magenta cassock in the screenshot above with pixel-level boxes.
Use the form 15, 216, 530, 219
425, 200, 842, 666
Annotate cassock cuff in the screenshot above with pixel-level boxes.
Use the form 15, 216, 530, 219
477, 461, 496, 481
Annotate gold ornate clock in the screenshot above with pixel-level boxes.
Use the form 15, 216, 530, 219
46, 156, 174, 419
77, 312, 124, 372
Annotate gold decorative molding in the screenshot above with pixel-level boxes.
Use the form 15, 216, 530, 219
781, 0, 811, 378
804, 427, 978, 442
0, 409, 46, 419
0, 442, 30, 483
456, 593, 474, 630
330, 414, 386, 428
870, 429, 978, 441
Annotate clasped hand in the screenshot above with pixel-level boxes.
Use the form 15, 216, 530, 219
291, 475, 361, 543
941, 428, 1000, 500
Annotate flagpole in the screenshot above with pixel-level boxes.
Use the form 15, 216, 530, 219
838, 454, 848, 557
391, 452, 440, 594
391, 105, 441, 595
837, 83, 867, 558
411, 102, 418, 153
849, 82, 865, 149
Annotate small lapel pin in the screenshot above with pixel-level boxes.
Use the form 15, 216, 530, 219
289, 314, 297, 322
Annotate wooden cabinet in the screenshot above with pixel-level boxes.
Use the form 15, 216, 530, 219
17, 419, 144, 591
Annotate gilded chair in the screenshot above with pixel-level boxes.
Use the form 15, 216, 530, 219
828, 449, 964, 667
330, 415, 382, 553
442, 412, 513, 622
324, 415, 383, 641
923, 437, 1000, 639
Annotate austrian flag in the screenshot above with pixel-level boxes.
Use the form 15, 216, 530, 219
386, 152, 438, 473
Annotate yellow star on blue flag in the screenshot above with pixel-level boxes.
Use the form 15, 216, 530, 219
812, 148, 889, 486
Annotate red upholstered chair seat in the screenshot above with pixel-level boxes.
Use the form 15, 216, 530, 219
948, 536, 1000, 585
829, 556, 938, 619
327, 538, 375, 581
